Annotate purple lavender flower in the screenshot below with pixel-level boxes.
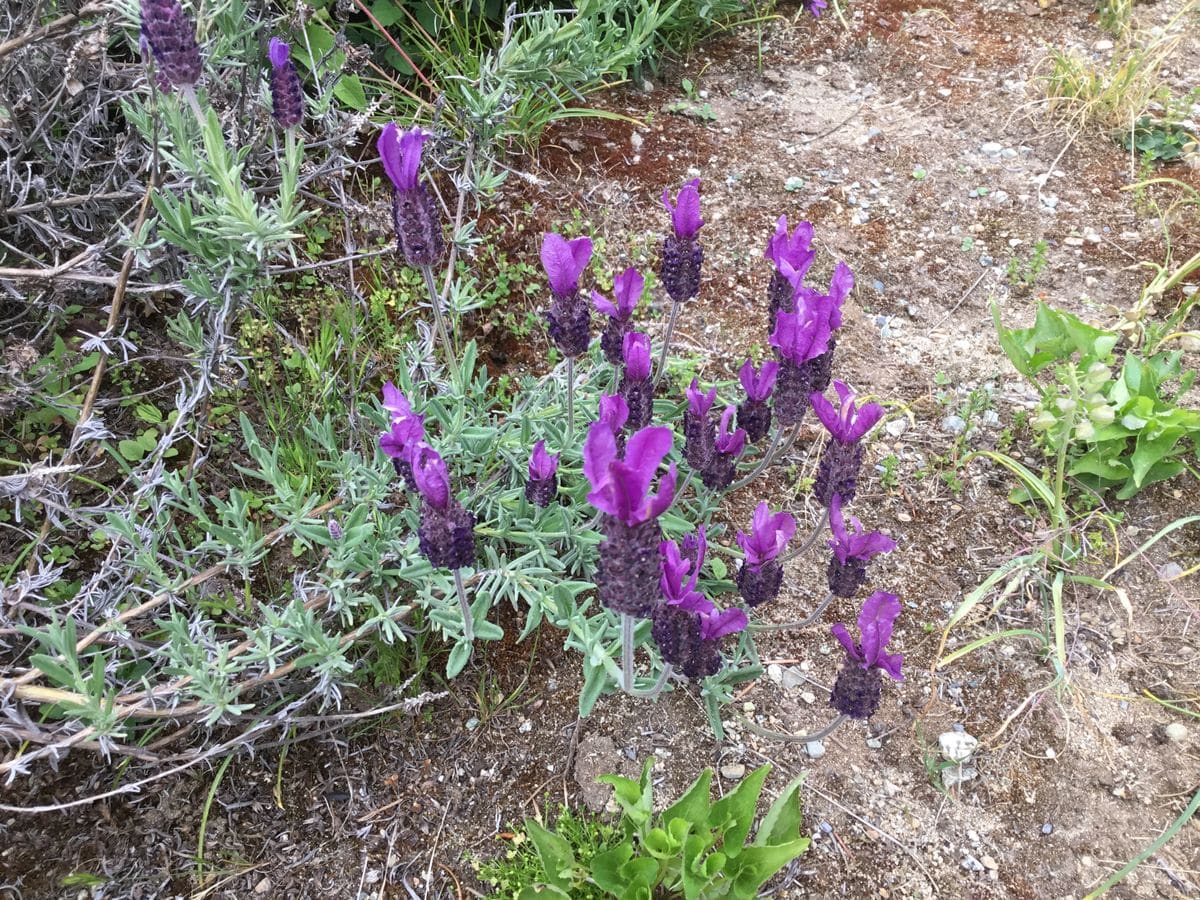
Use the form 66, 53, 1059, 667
541, 233, 593, 358
584, 422, 677, 618
598, 393, 630, 435
659, 534, 710, 612
411, 444, 475, 569
829, 592, 904, 719
140, 0, 202, 89
267, 38, 304, 128
379, 381, 426, 488
652, 602, 747, 679
680, 525, 707, 570
525, 440, 560, 508
683, 378, 717, 471
735, 501, 796, 608
811, 380, 884, 506
799, 261, 854, 394
765, 216, 816, 327
620, 332, 654, 431
769, 290, 833, 427
379, 124, 444, 268
827, 494, 896, 598
737, 359, 779, 443
593, 267, 644, 365
803, 0, 829, 18
700, 405, 746, 491
660, 179, 704, 303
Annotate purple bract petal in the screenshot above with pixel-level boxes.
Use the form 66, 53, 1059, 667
411, 443, 451, 508
528, 439, 559, 480
739, 359, 779, 402
686, 378, 717, 418
378, 123, 429, 192
268, 37, 290, 68
612, 267, 644, 318
736, 501, 797, 568
540, 233, 593, 297
662, 179, 703, 239
811, 380, 884, 444
699, 607, 748, 641
585, 425, 675, 526
622, 331, 652, 381
764, 215, 816, 280
770, 297, 833, 366
598, 393, 630, 435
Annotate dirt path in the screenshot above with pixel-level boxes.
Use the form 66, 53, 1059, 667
4, 2, 1198, 897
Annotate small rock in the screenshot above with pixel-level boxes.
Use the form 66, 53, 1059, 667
866, 737, 883, 750
800, 690, 816, 705
254, 878, 273, 894
1001, 147, 1018, 159
805, 741, 827, 759
941, 415, 967, 435
720, 763, 746, 780
767, 663, 784, 683
981, 855, 998, 871
962, 853, 985, 873
943, 765, 978, 788
885, 418, 908, 437
979, 254, 995, 267
465, 717, 479, 731
1165, 723, 1187, 743
873, 279, 886, 294
980, 142, 1003, 156
781, 667, 806, 690
1094, 39, 1114, 51
1042, 823, 1054, 835
1161, 562, 1184, 580
939, 731, 979, 762
518, 720, 533, 734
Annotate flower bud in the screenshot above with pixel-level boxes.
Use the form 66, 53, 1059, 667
1055, 397, 1077, 415
1031, 409, 1057, 431
1083, 361, 1110, 390
1074, 420, 1096, 441
1089, 404, 1115, 426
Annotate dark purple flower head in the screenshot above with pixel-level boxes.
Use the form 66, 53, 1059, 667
528, 440, 559, 481
379, 123, 429, 193
583, 422, 676, 527
598, 394, 630, 435
765, 215, 816, 280
592, 267, 644, 322
140, 0, 202, 89
267, 37, 304, 129
832, 592, 904, 681
736, 501, 797, 570
622, 331, 652, 382
828, 494, 896, 564
662, 179, 703, 239
410, 443, 451, 509
811, 380, 884, 445
803, 0, 829, 17
680, 525, 706, 568
739, 359, 779, 402
686, 379, 717, 418
771, 293, 833, 366
652, 602, 748, 679
713, 405, 746, 457
540, 233, 593, 298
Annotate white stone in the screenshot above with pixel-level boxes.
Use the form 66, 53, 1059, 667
721, 763, 746, 779
939, 731, 979, 762
805, 741, 826, 759
1165, 723, 1187, 742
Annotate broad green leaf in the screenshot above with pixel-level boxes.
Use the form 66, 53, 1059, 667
642, 826, 675, 858
591, 841, 634, 892
661, 768, 712, 827
578, 658, 607, 717
517, 886, 572, 900
726, 839, 811, 897
755, 773, 806, 846
523, 818, 577, 891
1068, 453, 1130, 481
445, 640, 471, 679
1118, 460, 1185, 499
710, 764, 771, 857
1130, 429, 1185, 485
681, 830, 718, 899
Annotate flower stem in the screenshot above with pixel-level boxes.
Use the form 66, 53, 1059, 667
738, 713, 849, 743
778, 507, 831, 565
566, 356, 576, 445
630, 663, 673, 700
654, 299, 682, 386
750, 591, 835, 632
621, 614, 635, 693
728, 423, 795, 492
421, 265, 460, 389
454, 567, 474, 644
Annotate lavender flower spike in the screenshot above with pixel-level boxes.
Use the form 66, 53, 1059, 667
735, 501, 796, 608
769, 290, 833, 427
659, 179, 704, 304
267, 38, 304, 128
701, 405, 746, 492
525, 440, 560, 508
541, 233, 594, 358
593, 267, 644, 365
801, 261, 855, 395
684, 378, 717, 471
765, 216, 816, 326
829, 592, 904, 720
803, 0, 830, 18
140, 0, 202, 89
737, 359, 779, 444
652, 602, 747, 680
827, 494, 896, 598
585, 422, 677, 618
620, 331, 654, 431
811, 380, 884, 506
379, 124, 444, 268
411, 444, 475, 570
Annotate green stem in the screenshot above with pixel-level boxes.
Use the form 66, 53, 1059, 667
728, 424, 796, 492
750, 591, 835, 633
778, 507, 831, 565
421, 265, 460, 389
454, 567, 474, 644
621, 614, 635, 693
654, 299, 682, 386
566, 356, 576, 445
737, 713, 849, 743
630, 663, 673, 700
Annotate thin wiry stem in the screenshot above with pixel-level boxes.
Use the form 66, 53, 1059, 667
778, 507, 830, 565
630, 663, 673, 700
728, 423, 796, 492
566, 356, 576, 444
421, 264, 460, 388
454, 568, 474, 645
738, 713, 849, 744
654, 299, 682, 386
750, 591, 835, 633
621, 614, 635, 693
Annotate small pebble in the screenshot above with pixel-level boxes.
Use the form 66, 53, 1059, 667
941, 415, 967, 435
873, 279, 886, 294
981, 855, 998, 871
518, 720, 532, 734
465, 717, 479, 731
939, 731, 979, 762
1164, 723, 1187, 743
866, 737, 883, 750
980, 141, 1003, 156
720, 763, 746, 780
1042, 823, 1054, 835
805, 740, 827, 760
